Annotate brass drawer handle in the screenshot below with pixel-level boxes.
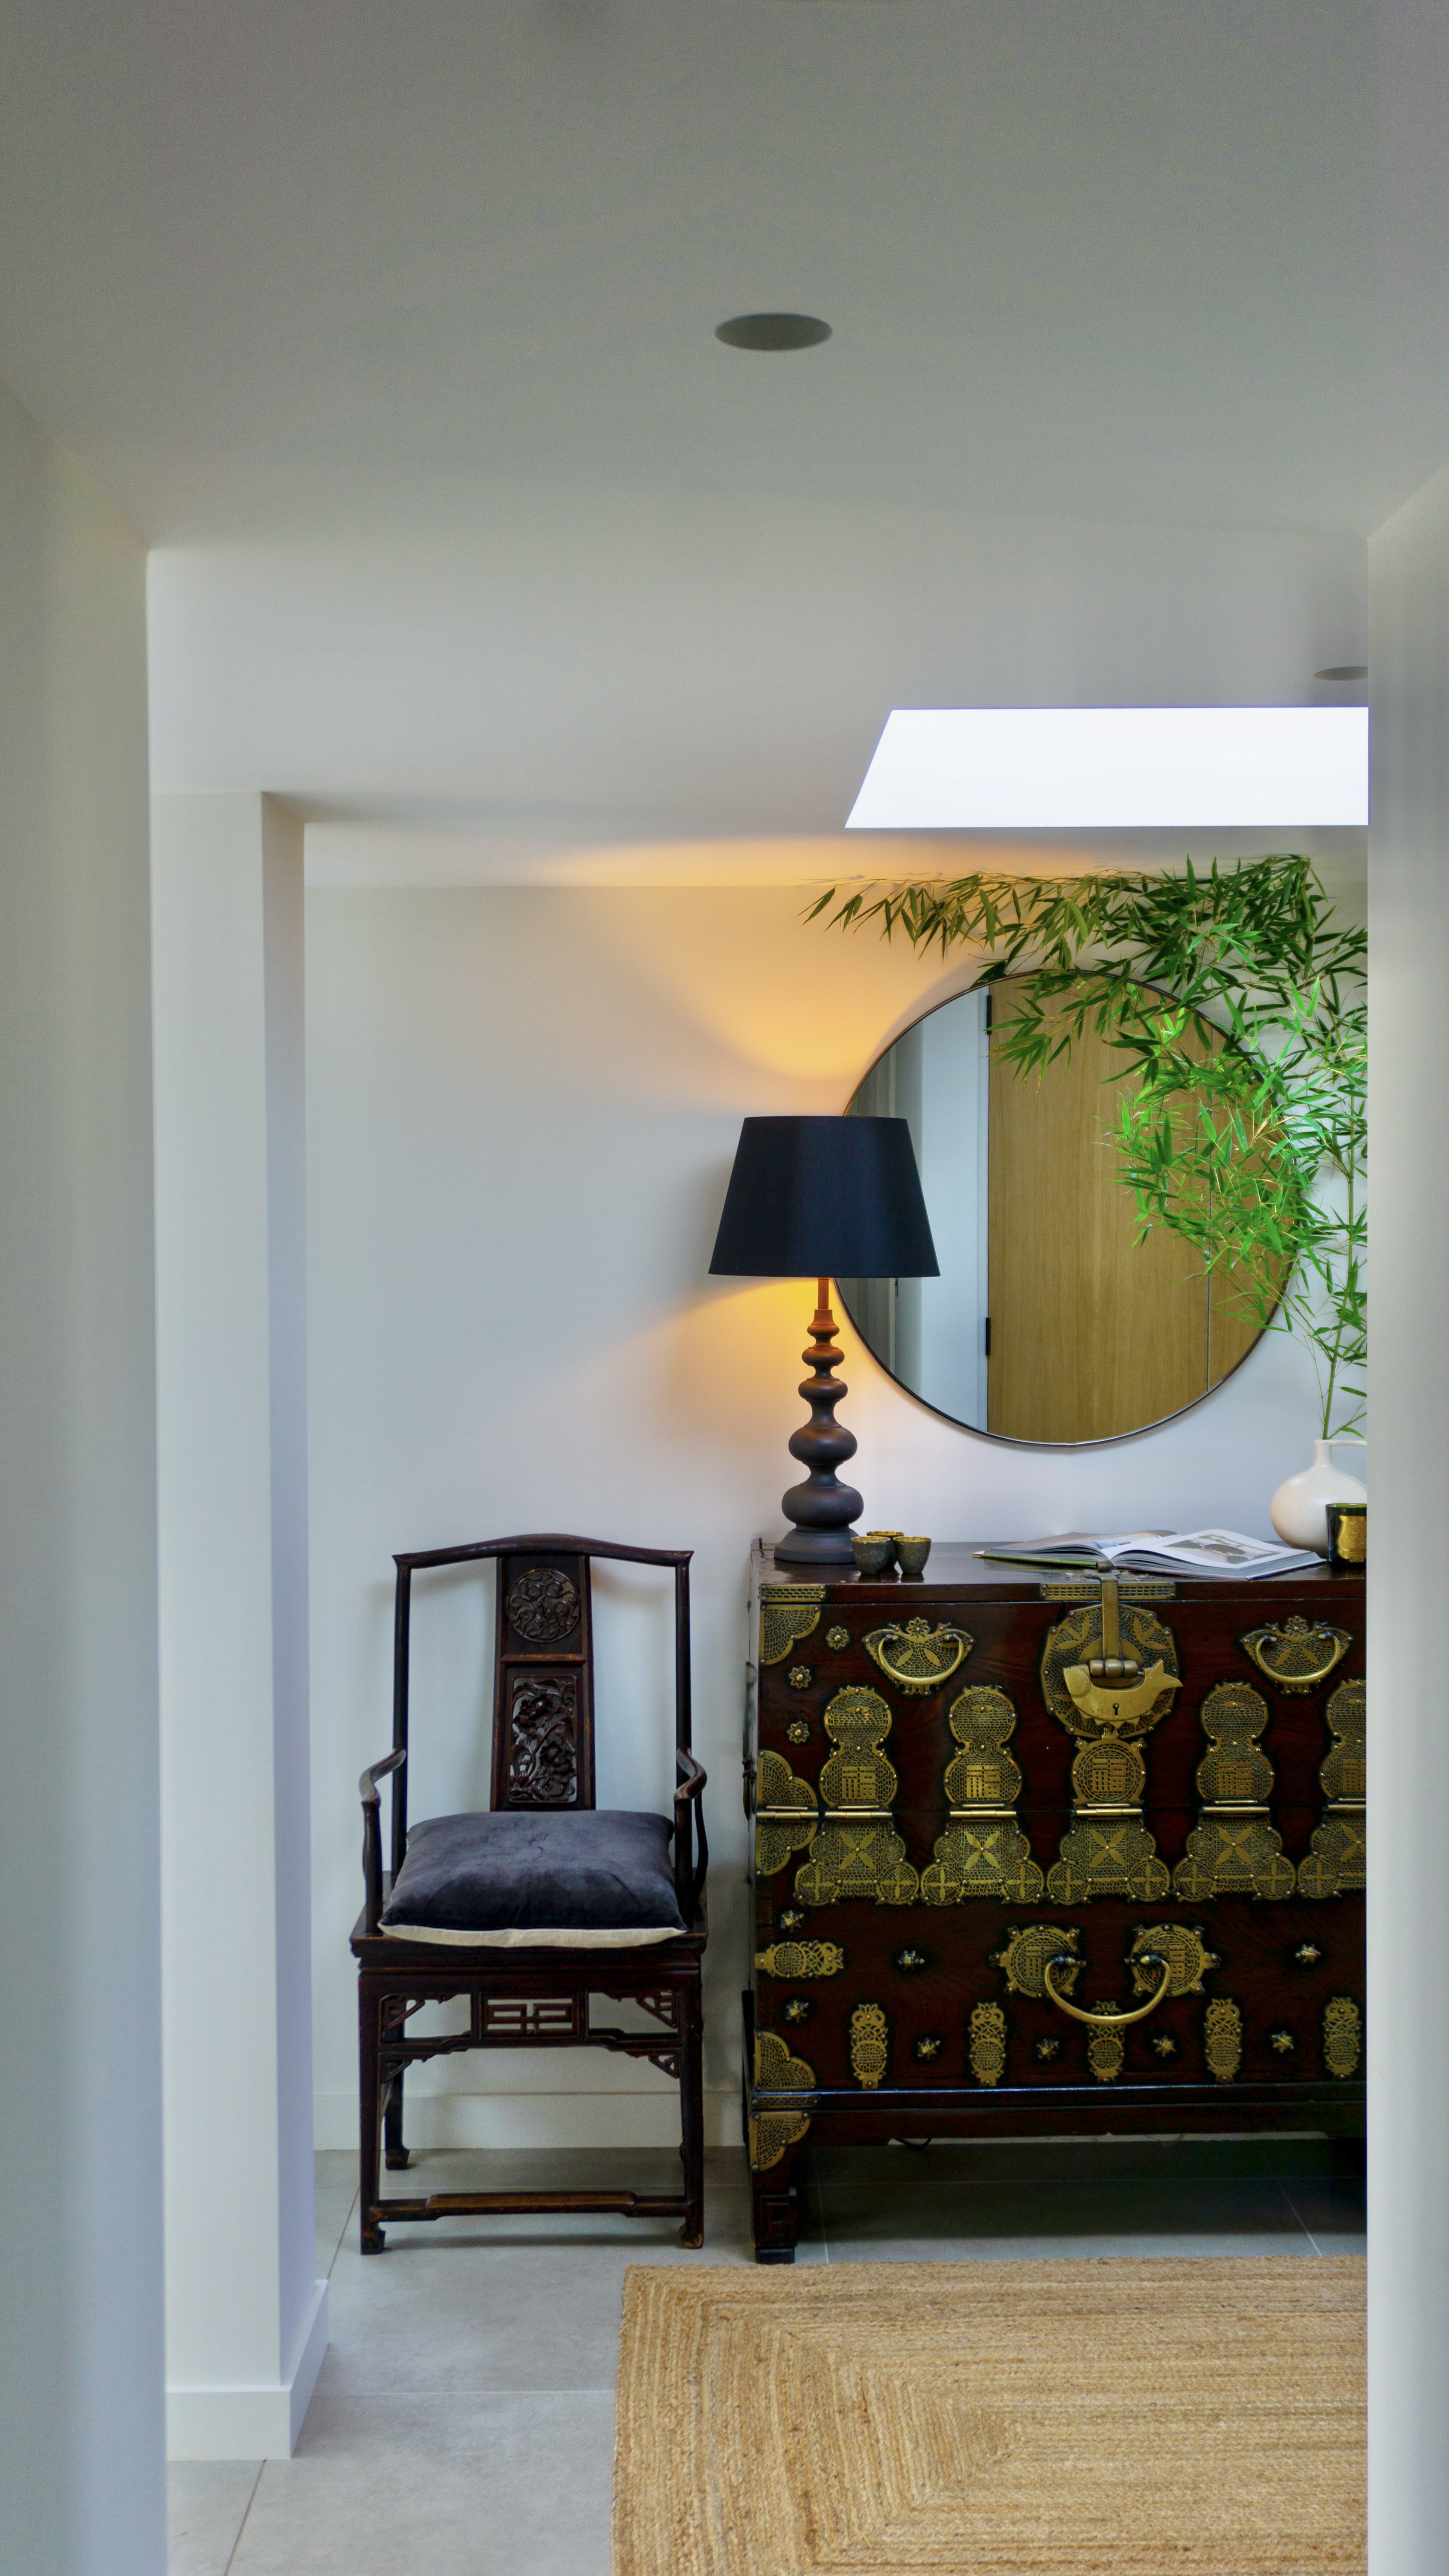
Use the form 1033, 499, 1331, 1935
1043, 1952, 1172, 2028
1060, 1572, 1180, 1729
1240, 1617, 1352, 1695
863, 1619, 973, 1694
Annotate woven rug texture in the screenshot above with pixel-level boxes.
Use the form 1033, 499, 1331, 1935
612, 2256, 1365, 2576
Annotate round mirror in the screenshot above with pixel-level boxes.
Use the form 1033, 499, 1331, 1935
839, 978, 1267, 1445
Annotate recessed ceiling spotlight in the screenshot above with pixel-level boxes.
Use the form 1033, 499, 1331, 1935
1315, 665, 1368, 682
715, 312, 832, 353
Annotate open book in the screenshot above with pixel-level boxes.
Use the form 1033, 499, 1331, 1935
975, 1529, 1322, 1580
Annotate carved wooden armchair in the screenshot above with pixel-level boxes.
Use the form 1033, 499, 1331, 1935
352, 1534, 707, 2251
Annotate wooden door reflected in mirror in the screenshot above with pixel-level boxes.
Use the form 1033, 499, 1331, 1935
840, 979, 1267, 1445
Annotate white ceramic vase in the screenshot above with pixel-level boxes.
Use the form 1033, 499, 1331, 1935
1269, 1439, 1367, 1557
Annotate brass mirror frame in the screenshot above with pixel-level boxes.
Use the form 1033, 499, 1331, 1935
838, 975, 1278, 1452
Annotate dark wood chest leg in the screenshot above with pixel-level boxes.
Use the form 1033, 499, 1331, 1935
751, 2157, 801, 2263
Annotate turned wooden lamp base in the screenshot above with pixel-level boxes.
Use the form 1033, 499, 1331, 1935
773, 1279, 864, 1567
707, 1115, 937, 1564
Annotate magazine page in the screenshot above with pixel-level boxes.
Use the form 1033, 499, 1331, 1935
975, 1530, 1319, 1577
1125, 1529, 1319, 1574
973, 1533, 1164, 1568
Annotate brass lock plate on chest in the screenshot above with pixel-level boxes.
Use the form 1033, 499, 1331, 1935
1041, 1571, 1180, 1901
1041, 1571, 1181, 1740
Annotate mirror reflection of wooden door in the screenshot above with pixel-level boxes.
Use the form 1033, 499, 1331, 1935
986, 987, 1245, 1442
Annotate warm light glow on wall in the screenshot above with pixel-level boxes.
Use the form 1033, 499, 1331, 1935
568, 886, 964, 1088
847, 708, 1369, 830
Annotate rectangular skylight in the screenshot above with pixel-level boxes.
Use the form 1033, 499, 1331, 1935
846, 707, 1368, 830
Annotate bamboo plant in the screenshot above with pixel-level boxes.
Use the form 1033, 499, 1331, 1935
810, 854, 1366, 1439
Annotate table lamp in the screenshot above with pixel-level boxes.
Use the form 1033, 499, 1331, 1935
709, 1115, 939, 1565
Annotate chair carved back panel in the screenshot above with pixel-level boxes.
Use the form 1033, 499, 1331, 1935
492, 1549, 596, 1811
388, 1532, 693, 1877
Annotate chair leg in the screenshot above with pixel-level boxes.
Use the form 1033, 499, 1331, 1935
678, 1977, 704, 2247
358, 1986, 387, 2254
384, 2017, 410, 2169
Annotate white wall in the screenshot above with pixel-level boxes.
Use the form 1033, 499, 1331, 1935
154, 793, 325, 2458
306, 880, 1330, 2147
1367, 458, 1449, 2572
157, 491, 1368, 860
0, 379, 165, 2570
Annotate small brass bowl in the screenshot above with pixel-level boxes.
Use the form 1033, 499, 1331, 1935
896, 1535, 932, 1578
852, 1534, 898, 1576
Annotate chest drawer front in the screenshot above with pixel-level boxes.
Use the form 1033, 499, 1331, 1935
758, 1601, 1360, 1805
750, 1563, 1365, 2116
752, 1894, 1364, 2096
755, 1598, 1362, 1886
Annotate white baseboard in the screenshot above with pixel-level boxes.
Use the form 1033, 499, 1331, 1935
313, 2087, 739, 2151
166, 2276, 330, 2461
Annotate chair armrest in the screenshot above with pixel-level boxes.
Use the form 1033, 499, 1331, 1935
674, 1747, 709, 1921
359, 1748, 406, 1936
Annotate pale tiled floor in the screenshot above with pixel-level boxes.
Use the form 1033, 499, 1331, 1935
169, 2135, 1366, 2575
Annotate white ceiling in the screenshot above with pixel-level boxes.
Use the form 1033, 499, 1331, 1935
0, 1, 1435, 877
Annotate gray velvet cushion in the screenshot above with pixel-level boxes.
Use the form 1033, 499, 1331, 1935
379, 1807, 686, 1947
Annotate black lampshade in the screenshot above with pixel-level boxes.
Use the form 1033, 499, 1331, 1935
709, 1116, 939, 1281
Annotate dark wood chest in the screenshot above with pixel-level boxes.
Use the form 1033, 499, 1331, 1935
744, 1542, 1365, 2260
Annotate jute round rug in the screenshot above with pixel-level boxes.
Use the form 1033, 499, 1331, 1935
613, 2257, 1365, 2576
